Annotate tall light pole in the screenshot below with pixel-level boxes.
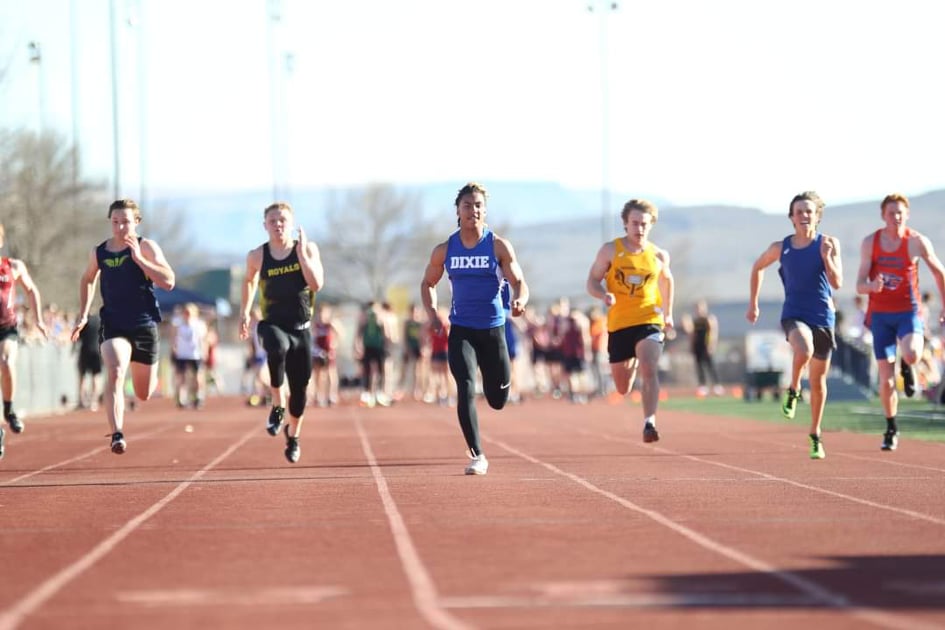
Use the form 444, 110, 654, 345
127, 0, 148, 208
27, 41, 45, 132
109, 0, 122, 200
267, 0, 285, 201
282, 50, 295, 201
588, 1, 618, 243
70, 0, 81, 223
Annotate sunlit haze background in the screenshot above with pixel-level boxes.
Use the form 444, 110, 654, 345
2, 0, 944, 215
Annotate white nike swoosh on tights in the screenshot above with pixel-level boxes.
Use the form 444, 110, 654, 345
500, 382, 511, 389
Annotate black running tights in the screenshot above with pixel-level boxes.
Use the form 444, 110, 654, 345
257, 321, 312, 418
448, 324, 511, 456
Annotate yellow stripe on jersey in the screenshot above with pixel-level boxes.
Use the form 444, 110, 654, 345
605, 239, 664, 332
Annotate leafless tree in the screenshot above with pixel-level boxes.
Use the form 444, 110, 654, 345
138, 201, 201, 273
0, 129, 199, 312
316, 183, 443, 302
0, 129, 107, 311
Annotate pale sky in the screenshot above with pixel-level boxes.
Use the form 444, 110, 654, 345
1, 0, 943, 213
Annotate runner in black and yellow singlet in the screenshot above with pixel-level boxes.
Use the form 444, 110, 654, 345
240, 202, 324, 464
586, 199, 674, 444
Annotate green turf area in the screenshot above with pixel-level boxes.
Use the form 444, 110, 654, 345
661, 395, 945, 443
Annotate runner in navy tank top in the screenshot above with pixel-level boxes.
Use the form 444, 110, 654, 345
240, 201, 324, 464
71, 199, 176, 455
747, 191, 842, 460
420, 182, 530, 475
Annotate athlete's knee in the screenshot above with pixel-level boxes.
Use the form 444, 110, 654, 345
105, 364, 126, 383
266, 358, 287, 385
793, 346, 813, 364
809, 373, 827, 393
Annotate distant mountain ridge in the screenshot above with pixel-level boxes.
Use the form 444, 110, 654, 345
509, 189, 945, 307
153, 180, 668, 258
155, 183, 945, 308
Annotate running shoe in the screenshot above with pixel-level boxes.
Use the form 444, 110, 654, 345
809, 434, 825, 460
266, 406, 286, 436
110, 431, 126, 454
465, 452, 489, 475
881, 430, 899, 452
284, 425, 300, 464
5, 412, 24, 434
0, 425, 5, 459
643, 422, 660, 443
900, 360, 915, 398
781, 389, 801, 420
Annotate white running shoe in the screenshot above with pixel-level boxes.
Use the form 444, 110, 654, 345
110, 431, 127, 454
464, 453, 489, 475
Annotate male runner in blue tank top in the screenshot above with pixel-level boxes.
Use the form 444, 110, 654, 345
240, 202, 324, 464
420, 182, 530, 475
71, 199, 176, 454
746, 191, 842, 459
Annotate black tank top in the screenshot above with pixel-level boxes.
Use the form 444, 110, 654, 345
259, 242, 313, 329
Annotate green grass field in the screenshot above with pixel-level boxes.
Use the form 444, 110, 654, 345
661, 395, 945, 443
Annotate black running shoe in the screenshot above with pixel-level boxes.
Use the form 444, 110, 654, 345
111, 431, 127, 454
881, 430, 899, 452
284, 425, 300, 464
5, 412, 24, 434
901, 360, 915, 398
266, 406, 286, 436
643, 422, 660, 443
0, 426, 6, 459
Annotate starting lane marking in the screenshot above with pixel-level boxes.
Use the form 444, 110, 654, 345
486, 436, 943, 630
0, 425, 175, 487
0, 426, 258, 630
116, 586, 347, 606
351, 411, 472, 630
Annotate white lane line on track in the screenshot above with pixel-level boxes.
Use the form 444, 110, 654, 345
0, 426, 258, 630
833, 451, 945, 474
725, 432, 945, 475
351, 412, 473, 630
487, 436, 943, 630
0, 426, 175, 486
583, 428, 945, 527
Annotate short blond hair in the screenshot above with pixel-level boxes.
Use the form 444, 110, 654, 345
264, 201, 294, 217
620, 199, 659, 224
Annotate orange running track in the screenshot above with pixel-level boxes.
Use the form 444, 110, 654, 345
1, 395, 944, 630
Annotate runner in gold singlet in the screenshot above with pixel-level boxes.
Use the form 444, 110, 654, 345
586, 199, 674, 444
